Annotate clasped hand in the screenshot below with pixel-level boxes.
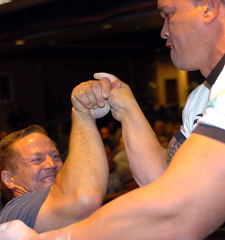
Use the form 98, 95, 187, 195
71, 72, 137, 122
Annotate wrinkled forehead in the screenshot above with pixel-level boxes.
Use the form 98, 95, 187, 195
13, 132, 57, 158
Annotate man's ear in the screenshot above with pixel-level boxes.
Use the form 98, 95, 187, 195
201, 0, 220, 24
1, 170, 16, 190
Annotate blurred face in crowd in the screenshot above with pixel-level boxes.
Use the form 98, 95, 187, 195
158, 0, 208, 72
0, 130, 8, 140
2, 132, 63, 196
153, 120, 166, 136
100, 127, 110, 140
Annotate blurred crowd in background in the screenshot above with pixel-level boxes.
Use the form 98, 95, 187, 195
0, 104, 182, 206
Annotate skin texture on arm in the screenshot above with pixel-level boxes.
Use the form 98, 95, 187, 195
64, 72, 167, 186
94, 73, 167, 186
34, 85, 109, 232
36, 133, 225, 240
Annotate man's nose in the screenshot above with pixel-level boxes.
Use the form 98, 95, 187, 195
160, 20, 169, 39
44, 155, 57, 168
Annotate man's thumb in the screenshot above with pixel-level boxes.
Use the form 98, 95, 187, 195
93, 72, 121, 88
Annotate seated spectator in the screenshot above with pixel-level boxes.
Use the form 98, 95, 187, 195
0, 130, 9, 209
0, 86, 109, 232
0, 131, 8, 141
153, 119, 171, 148
112, 136, 134, 186
99, 126, 116, 150
104, 135, 138, 203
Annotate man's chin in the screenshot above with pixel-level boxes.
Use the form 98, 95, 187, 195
171, 54, 198, 71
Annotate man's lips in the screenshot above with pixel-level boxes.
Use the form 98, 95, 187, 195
40, 174, 56, 183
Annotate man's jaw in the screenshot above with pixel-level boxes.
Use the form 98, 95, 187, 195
13, 185, 31, 197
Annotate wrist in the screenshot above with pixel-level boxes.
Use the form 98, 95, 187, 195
119, 103, 142, 124
71, 107, 96, 123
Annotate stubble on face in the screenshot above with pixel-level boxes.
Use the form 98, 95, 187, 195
159, 0, 209, 71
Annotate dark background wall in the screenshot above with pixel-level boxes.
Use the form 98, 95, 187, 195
0, 52, 159, 132
0, 0, 204, 135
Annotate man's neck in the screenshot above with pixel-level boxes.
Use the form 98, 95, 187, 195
200, 52, 225, 78
13, 187, 29, 198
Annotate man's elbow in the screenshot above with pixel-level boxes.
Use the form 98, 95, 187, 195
75, 191, 103, 219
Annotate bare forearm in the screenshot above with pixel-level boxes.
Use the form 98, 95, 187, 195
51, 108, 108, 214
38, 184, 196, 240
40, 134, 225, 240
121, 106, 167, 186
37, 135, 225, 240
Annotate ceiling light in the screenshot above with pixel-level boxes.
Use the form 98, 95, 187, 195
0, 0, 13, 5
101, 24, 112, 30
15, 40, 26, 46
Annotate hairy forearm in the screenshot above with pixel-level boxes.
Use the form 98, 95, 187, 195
50, 108, 108, 216
121, 106, 167, 186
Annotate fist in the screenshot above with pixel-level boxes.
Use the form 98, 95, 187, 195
71, 72, 121, 119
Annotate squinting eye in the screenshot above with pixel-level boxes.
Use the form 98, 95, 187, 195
31, 158, 44, 163
52, 153, 61, 161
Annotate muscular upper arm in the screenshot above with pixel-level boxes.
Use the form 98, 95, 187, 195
160, 132, 225, 239
65, 133, 225, 240
34, 185, 86, 232
33, 188, 70, 232
33, 132, 225, 239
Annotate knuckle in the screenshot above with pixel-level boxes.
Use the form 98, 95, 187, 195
89, 81, 101, 90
